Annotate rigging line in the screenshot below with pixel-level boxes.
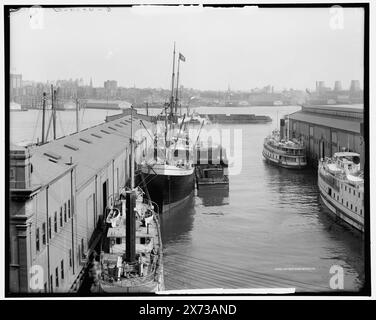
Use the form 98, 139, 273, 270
134, 169, 160, 191
45, 109, 54, 142
31, 107, 42, 143
139, 119, 154, 141
80, 102, 86, 128
57, 110, 66, 137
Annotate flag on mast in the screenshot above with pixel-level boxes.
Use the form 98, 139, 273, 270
179, 53, 186, 62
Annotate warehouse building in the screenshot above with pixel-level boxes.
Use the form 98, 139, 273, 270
287, 104, 364, 168
9, 112, 149, 293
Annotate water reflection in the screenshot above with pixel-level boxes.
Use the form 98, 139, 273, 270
196, 187, 229, 207
160, 192, 196, 246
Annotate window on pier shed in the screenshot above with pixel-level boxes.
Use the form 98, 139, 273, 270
42, 223, 46, 245
54, 211, 58, 232
61, 260, 64, 280
36, 228, 40, 252
55, 267, 59, 287
48, 217, 52, 239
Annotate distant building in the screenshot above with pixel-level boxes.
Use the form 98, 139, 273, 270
10, 73, 22, 90
104, 80, 118, 91
350, 80, 361, 92
334, 81, 342, 91
309, 80, 363, 105
288, 104, 364, 168
10, 74, 23, 100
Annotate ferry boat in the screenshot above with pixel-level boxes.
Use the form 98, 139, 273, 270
318, 152, 364, 232
262, 129, 307, 169
91, 187, 164, 293
139, 45, 196, 213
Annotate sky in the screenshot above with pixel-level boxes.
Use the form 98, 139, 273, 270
9, 6, 364, 91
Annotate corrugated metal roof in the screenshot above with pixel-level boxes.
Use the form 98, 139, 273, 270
27, 114, 145, 189
289, 111, 362, 133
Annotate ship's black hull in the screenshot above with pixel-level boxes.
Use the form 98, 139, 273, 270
137, 171, 195, 213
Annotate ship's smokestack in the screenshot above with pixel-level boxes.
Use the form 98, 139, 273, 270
280, 119, 285, 140
125, 190, 136, 263
154, 136, 158, 161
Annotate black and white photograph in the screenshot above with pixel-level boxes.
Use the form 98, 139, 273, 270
2, 1, 373, 301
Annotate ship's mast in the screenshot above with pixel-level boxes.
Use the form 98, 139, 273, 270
170, 42, 176, 121
130, 106, 135, 189
51, 85, 56, 140
175, 57, 180, 116
75, 97, 80, 133
41, 92, 46, 144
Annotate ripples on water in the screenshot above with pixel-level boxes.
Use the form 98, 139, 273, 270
160, 106, 364, 293
11, 106, 365, 293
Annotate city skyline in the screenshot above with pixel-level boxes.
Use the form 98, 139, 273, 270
10, 6, 364, 91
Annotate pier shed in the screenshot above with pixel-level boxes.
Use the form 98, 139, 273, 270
288, 104, 364, 168
8, 113, 149, 293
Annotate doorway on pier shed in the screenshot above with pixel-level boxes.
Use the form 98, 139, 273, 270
319, 139, 325, 160
102, 179, 108, 218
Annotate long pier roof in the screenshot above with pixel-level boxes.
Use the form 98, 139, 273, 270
289, 111, 362, 133
26, 114, 146, 190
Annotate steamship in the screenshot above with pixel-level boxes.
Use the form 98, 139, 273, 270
262, 120, 307, 169
139, 45, 196, 213
318, 152, 364, 232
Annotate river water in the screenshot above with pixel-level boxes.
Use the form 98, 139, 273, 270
10, 105, 364, 293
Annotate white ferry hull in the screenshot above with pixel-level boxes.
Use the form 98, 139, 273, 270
262, 148, 307, 169
318, 167, 364, 233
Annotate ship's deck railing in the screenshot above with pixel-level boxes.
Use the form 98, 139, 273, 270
264, 142, 305, 157
319, 160, 364, 188
100, 254, 160, 287
98, 213, 163, 289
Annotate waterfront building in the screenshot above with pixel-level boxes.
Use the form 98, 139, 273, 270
309, 80, 363, 105
10, 73, 22, 94
288, 104, 364, 168
8, 113, 148, 293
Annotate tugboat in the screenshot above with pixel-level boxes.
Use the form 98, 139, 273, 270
318, 152, 364, 232
262, 119, 307, 169
140, 44, 195, 213
91, 109, 164, 293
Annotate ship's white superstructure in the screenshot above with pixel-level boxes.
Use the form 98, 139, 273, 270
263, 129, 307, 169
318, 152, 364, 232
